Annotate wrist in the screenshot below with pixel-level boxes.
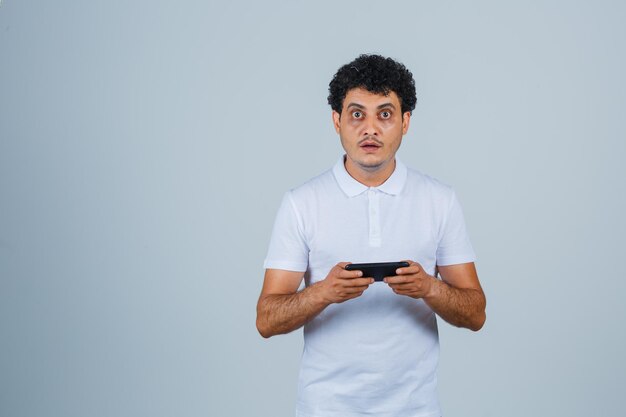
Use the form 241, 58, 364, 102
308, 280, 332, 307
424, 274, 442, 301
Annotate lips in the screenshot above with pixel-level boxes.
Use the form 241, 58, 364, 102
359, 140, 382, 152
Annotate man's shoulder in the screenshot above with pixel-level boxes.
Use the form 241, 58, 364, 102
404, 165, 455, 197
287, 166, 337, 200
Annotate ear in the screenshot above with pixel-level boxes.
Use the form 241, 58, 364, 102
332, 111, 341, 133
402, 112, 411, 135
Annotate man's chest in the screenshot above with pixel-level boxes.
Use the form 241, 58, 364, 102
304, 192, 441, 279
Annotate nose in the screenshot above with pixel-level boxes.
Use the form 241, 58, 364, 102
362, 117, 379, 137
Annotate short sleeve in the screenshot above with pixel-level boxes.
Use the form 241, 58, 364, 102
436, 191, 476, 266
263, 191, 309, 272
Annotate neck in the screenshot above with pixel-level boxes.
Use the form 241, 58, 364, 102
344, 156, 396, 187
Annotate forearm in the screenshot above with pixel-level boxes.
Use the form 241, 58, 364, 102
424, 277, 486, 331
256, 283, 329, 338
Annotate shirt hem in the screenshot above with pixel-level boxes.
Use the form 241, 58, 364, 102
296, 406, 441, 417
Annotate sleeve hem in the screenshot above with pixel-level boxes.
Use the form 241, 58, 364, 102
263, 260, 307, 272
436, 254, 476, 266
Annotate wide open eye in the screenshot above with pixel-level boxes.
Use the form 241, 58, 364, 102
352, 111, 363, 119
380, 111, 391, 119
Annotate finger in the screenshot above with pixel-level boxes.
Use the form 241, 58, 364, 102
391, 284, 418, 295
391, 287, 404, 294
389, 282, 415, 290
387, 280, 411, 287
337, 262, 351, 269
388, 284, 413, 292
397, 260, 423, 274
384, 275, 412, 284
345, 290, 366, 300
340, 277, 375, 286
393, 290, 417, 297
335, 287, 366, 299
396, 265, 421, 275
337, 269, 365, 279
391, 286, 407, 295
343, 285, 370, 294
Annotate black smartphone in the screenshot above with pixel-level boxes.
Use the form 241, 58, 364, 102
345, 261, 410, 282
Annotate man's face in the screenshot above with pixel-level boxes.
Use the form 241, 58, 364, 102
332, 87, 410, 175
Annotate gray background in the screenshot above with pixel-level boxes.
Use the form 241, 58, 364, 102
1, 1, 625, 416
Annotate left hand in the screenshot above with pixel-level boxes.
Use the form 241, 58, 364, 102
384, 260, 437, 299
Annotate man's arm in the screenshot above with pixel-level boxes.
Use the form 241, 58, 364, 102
256, 263, 374, 338
385, 261, 486, 331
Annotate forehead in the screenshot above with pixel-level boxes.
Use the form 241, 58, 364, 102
342, 87, 401, 110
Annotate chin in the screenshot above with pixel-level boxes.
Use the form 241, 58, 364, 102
356, 159, 385, 171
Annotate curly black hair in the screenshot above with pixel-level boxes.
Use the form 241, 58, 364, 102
328, 54, 417, 115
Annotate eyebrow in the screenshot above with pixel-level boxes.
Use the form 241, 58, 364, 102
346, 103, 366, 110
345, 102, 397, 110
377, 103, 396, 110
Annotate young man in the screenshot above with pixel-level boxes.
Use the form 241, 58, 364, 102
257, 54, 486, 417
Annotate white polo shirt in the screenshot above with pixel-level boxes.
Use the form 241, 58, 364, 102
264, 155, 476, 417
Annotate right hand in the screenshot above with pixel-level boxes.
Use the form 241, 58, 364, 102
315, 262, 375, 304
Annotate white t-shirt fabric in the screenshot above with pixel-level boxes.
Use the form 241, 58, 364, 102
264, 155, 476, 417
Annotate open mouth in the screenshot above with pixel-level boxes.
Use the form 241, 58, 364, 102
360, 142, 382, 151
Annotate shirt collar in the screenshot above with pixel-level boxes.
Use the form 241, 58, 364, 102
332, 154, 408, 197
